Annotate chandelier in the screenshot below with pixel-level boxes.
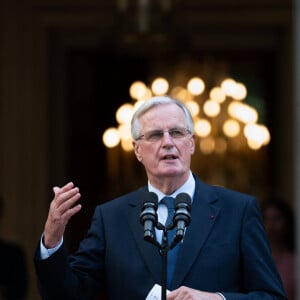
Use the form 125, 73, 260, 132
102, 76, 270, 154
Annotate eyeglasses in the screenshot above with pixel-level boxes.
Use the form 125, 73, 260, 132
136, 128, 191, 142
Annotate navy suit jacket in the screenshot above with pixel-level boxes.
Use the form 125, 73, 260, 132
34, 176, 287, 299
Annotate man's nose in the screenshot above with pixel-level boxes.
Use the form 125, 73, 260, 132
161, 131, 175, 144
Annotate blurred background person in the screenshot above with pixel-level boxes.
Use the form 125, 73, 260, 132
0, 197, 28, 300
261, 199, 295, 300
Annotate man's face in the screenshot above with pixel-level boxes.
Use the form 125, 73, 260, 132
133, 103, 195, 182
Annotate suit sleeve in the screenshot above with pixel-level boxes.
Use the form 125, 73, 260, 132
33, 207, 105, 300
222, 197, 287, 300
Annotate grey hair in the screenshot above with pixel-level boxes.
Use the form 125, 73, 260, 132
131, 95, 194, 140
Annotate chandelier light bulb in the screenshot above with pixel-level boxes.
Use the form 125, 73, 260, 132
231, 82, 247, 100
187, 77, 205, 96
223, 119, 240, 137
209, 87, 226, 103
244, 123, 271, 146
194, 118, 211, 137
203, 99, 221, 117
116, 103, 134, 124
129, 81, 147, 100
151, 77, 169, 95
220, 78, 237, 97
228, 101, 258, 124
103, 128, 120, 148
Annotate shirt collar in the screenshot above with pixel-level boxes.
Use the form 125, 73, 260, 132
148, 171, 195, 203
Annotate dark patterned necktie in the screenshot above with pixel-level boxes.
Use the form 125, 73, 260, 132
161, 196, 180, 287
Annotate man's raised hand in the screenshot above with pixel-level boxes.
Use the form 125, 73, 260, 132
43, 182, 82, 248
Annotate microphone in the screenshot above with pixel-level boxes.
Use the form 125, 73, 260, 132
139, 192, 158, 242
173, 193, 191, 241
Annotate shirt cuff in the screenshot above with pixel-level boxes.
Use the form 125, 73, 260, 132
40, 233, 63, 259
216, 292, 226, 300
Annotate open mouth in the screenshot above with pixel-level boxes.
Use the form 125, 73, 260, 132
162, 154, 178, 160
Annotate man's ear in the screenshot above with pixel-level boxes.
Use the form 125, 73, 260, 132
132, 141, 142, 162
190, 135, 195, 155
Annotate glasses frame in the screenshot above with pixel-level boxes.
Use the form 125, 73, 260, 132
136, 127, 192, 142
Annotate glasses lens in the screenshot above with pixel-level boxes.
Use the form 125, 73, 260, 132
142, 128, 190, 141
169, 128, 188, 138
145, 130, 164, 141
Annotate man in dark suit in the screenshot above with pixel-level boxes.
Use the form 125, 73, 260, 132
34, 96, 287, 299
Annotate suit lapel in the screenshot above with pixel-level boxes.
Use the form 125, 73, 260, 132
171, 178, 220, 288
127, 188, 163, 284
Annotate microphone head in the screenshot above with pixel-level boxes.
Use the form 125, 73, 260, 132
140, 192, 158, 226
169, 193, 192, 249
174, 193, 191, 227
175, 193, 192, 210
141, 191, 158, 209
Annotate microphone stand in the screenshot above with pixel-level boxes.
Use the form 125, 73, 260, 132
146, 223, 170, 300
160, 226, 168, 300
156, 223, 181, 300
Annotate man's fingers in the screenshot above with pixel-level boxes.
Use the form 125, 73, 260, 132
49, 182, 82, 224
64, 203, 82, 220
53, 182, 74, 196
57, 192, 81, 215
52, 183, 80, 206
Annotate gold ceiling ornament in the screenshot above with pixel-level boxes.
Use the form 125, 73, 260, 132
102, 76, 270, 154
